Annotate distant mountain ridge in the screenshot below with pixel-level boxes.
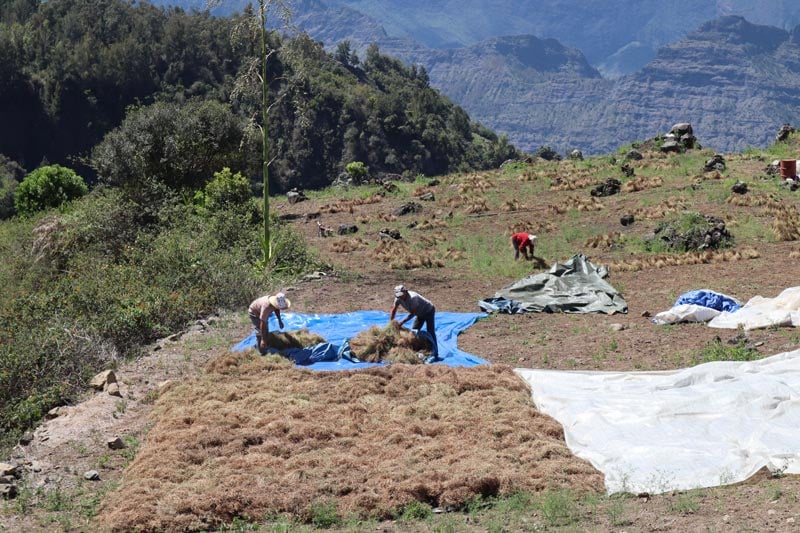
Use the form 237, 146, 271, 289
150, 1, 800, 155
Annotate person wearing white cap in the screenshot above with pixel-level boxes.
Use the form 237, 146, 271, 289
390, 285, 438, 359
510, 232, 537, 260
248, 292, 291, 354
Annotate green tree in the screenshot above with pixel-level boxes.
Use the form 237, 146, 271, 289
90, 99, 258, 194
14, 164, 87, 216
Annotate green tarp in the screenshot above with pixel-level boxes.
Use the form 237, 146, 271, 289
479, 254, 628, 314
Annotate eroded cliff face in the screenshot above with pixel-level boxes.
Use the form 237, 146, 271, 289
388, 16, 800, 155
151, 1, 800, 155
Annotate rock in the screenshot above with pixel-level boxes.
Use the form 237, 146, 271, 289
591, 178, 621, 197
620, 163, 634, 177
428, 178, 440, 186
704, 154, 726, 172
625, 149, 643, 160
731, 181, 748, 194
18, 432, 33, 446
0, 463, 17, 477
660, 140, 681, 153
90, 370, 117, 391
45, 406, 64, 420
776, 123, 795, 143
107, 437, 127, 450
379, 228, 402, 240
609, 323, 626, 332
620, 214, 635, 226
569, 149, 583, 160
337, 224, 358, 235
84, 470, 100, 481
0, 475, 14, 485
392, 202, 423, 216
418, 191, 435, 201
670, 123, 693, 136
286, 189, 307, 204
1, 484, 17, 499
107, 382, 122, 397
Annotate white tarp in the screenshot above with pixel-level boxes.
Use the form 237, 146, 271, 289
515, 350, 800, 494
652, 303, 721, 325
709, 286, 800, 330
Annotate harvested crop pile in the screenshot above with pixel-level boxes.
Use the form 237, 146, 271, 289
97, 357, 603, 531
264, 328, 326, 351
349, 323, 430, 363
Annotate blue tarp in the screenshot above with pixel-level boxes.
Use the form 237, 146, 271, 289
232, 310, 489, 371
674, 289, 741, 313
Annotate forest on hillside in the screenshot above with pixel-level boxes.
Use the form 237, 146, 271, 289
0, 0, 517, 215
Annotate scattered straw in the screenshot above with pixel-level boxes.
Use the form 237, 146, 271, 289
349, 323, 431, 363
97, 363, 602, 531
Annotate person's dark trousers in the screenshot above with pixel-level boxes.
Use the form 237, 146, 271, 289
412, 309, 438, 358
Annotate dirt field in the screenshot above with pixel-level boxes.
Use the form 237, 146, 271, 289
4, 147, 800, 531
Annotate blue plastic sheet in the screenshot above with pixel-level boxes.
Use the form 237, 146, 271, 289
674, 289, 741, 313
232, 310, 489, 371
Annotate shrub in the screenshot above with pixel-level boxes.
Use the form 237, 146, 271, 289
204, 167, 254, 212
14, 164, 88, 216
345, 161, 368, 183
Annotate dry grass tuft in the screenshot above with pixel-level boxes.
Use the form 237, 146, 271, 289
349, 323, 431, 362
332, 237, 368, 253
621, 176, 663, 192
97, 364, 602, 531
609, 247, 760, 272
790, 248, 800, 259
413, 186, 435, 197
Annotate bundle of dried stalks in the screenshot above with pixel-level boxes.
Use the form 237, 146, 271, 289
458, 176, 494, 194
413, 186, 434, 197
444, 248, 466, 260
727, 192, 779, 208
549, 175, 594, 191
609, 247, 760, 272
349, 323, 431, 362
633, 197, 686, 220
332, 237, 367, 253
97, 364, 602, 531
418, 234, 445, 247
791, 248, 800, 259
621, 176, 663, 192
372, 239, 410, 262
392, 255, 445, 270
768, 205, 800, 241
416, 219, 446, 230
517, 169, 546, 182
443, 194, 471, 208
500, 200, 524, 211
265, 329, 327, 351
564, 195, 604, 211
464, 199, 489, 214
584, 232, 621, 248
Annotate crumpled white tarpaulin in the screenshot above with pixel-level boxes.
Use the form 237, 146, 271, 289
515, 350, 800, 494
709, 286, 800, 330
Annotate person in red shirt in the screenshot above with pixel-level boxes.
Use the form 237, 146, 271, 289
511, 232, 537, 260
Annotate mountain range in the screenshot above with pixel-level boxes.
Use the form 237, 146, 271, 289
151, 1, 800, 155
